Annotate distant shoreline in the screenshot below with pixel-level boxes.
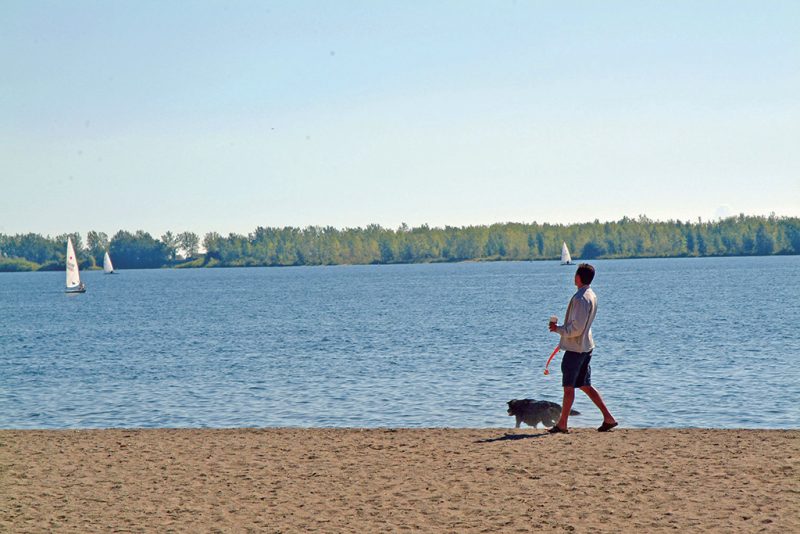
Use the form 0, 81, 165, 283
1, 250, 798, 274
2, 214, 798, 272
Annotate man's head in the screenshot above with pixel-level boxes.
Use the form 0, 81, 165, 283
575, 263, 595, 287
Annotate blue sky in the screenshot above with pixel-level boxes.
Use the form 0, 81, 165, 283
2, 1, 798, 238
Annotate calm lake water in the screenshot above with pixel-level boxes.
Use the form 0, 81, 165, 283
1, 256, 798, 429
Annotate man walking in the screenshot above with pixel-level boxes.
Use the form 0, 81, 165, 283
548, 263, 617, 433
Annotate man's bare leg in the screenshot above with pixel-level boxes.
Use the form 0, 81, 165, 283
579, 385, 616, 424
555, 386, 575, 429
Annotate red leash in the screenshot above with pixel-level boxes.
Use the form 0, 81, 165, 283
543, 345, 560, 375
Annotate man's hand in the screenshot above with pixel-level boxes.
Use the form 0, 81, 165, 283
549, 322, 558, 332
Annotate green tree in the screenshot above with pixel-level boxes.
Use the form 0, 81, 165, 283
486, 228, 508, 257
787, 224, 800, 253
581, 241, 606, 259
86, 231, 109, 266
178, 231, 200, 259
378, 234, 397, 263
203, 232, 222, 262
161, 231, 179, 261
0, 233, 60, 264
110, 230, 169, 269
56, 232, 83, 253
755, 225, 775, 255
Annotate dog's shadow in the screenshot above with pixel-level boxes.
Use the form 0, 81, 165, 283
475, 432, 549, 443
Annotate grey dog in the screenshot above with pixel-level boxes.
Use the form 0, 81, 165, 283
507, 399, 581, 429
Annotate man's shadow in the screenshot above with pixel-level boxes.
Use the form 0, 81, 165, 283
475, 432, 550, 443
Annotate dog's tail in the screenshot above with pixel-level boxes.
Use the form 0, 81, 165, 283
569, 409, 581, 415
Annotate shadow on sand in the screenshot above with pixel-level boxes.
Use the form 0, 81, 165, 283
475, 432, 549, 443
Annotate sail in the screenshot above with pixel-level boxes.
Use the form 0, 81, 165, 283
66, 237, 81, 288
103, 251, 114, 274
561, 242, 572, 265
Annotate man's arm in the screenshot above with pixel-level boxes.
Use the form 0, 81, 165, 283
555, 298, 591, 338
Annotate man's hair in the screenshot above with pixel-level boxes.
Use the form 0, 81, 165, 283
576, 263, 595, 285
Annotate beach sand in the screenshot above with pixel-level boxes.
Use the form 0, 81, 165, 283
1, 428, 797, 533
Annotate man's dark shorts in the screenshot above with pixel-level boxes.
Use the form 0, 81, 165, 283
561, 350, 592, 387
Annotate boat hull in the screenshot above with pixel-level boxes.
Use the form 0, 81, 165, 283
66, 281, 86, 293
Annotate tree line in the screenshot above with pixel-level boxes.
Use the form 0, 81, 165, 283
0, 230, 201, 272
1, 214, 798, 272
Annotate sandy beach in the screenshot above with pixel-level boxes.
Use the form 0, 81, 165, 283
1, 428, 797, 533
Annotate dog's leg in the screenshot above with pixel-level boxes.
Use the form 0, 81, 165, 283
515, 416, 521, 428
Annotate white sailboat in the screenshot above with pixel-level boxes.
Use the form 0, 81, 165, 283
65, 237, 86, 293
103, 251, 115, 274
560, 242, 573, 265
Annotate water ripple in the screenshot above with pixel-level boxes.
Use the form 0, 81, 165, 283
1, 257, 798, 429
